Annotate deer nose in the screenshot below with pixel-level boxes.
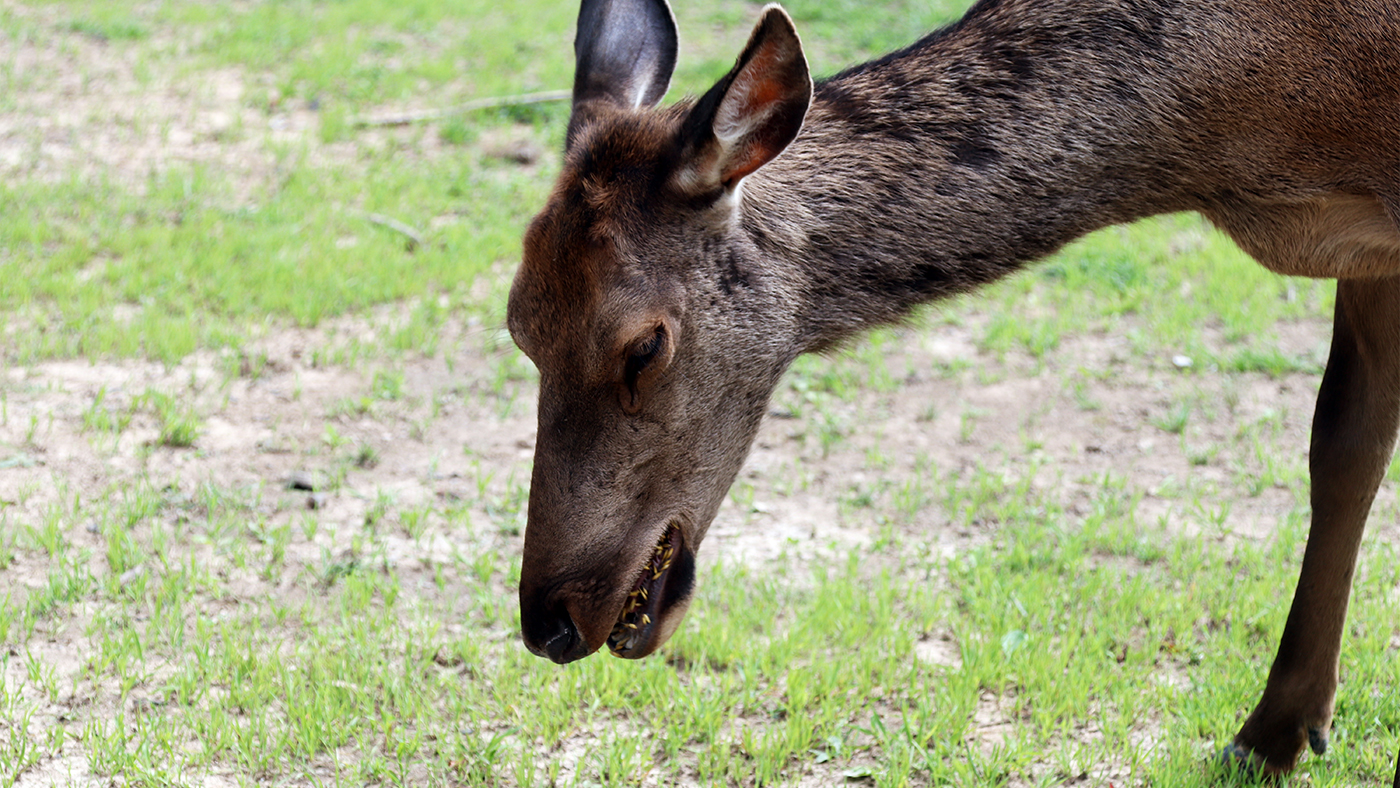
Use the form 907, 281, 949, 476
520, 592, 589, 664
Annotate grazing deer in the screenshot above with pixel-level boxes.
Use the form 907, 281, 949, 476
507, 0, 1400, 774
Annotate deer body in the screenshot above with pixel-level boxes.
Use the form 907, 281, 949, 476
753, 0, 1400, 351
508, 0, 1400, 775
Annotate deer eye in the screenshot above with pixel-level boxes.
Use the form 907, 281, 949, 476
625, 325, 667, 387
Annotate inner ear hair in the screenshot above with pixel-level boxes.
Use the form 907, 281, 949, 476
675, 6, 812, 192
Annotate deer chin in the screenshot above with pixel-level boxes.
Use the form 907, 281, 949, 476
606, 523, 696, 659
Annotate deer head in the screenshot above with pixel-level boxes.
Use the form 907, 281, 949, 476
509, 0, 812, 663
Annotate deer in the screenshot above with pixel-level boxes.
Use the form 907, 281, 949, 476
506, 0, 1400, 775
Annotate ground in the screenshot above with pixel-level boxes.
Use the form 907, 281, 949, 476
1, 1, 1397, 786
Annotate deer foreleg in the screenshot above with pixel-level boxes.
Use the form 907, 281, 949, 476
1228, 277, 1400, 774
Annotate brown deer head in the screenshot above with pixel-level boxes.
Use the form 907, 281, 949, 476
509, 0, 812, 663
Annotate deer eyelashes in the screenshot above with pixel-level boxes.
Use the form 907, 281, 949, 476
625, 326, 665, 382
619, 322, 672, 414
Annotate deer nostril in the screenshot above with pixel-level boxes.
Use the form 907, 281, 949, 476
520, 593, 588, 664
539, 619, 581, 664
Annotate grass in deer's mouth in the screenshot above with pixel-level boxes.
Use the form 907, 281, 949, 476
608, 524, 683, 656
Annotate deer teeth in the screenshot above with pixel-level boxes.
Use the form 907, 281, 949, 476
609, 524, 682, 656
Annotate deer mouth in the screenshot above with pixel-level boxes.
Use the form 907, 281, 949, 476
607, 523, 694, 658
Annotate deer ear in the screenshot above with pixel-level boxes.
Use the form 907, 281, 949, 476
677, 5, 812, 193
568, 0, 679, 144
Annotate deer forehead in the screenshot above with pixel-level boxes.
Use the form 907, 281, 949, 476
511, 232, 676, 377
511, 109, 703, 367
567, 108, 692, 224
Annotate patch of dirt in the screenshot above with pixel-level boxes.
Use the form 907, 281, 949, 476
0, 5, 303, 190
0, 3, 554, 195
716, 312, 1400, 578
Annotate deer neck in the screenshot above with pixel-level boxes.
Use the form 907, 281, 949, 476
737, 15, 1202, 352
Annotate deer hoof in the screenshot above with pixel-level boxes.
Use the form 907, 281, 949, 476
1218, 742, 1265, 775
1307, 726, 1328, 755
1219, 741, 1300, 779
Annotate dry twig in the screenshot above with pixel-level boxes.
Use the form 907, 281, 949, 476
357, 211, 425, 251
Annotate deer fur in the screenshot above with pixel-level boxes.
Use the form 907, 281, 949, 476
508, 0, 1400, 775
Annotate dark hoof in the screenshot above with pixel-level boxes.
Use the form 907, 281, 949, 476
1219, 742, 1265, 775
1307, 727, 1327, 755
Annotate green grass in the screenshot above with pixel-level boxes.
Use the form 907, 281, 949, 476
1, 154, 547, 363
987, 216, 1335, 370
1, 467, 1395, 786
1, 0, 1398, 786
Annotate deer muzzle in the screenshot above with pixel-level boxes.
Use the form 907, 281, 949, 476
519, 521, 697, 663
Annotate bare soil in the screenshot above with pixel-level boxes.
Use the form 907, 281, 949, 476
6, 301, 1393, 630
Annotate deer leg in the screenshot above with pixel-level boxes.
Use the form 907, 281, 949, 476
1226, 276, 1400, 774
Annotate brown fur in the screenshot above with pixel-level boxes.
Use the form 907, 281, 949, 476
509, 0, 1400, 774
